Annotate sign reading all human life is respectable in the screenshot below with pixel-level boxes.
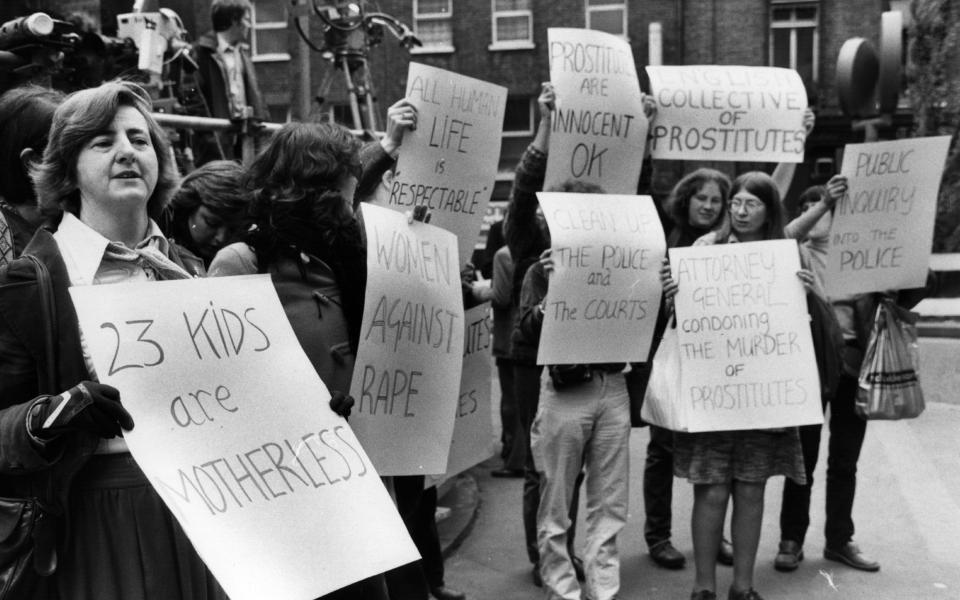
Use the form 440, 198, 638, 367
668, 240, 823, 432
380, 62, 506, 267
69, 276, 419, 600
535, 193, 666, 365
350, 204, 465, 476
645, 65, 807, 163
825, 136, 951, 297
545, 28, 649, 194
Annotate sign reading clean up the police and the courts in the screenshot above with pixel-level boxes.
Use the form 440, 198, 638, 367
546, 28, 649, 194
645, 65, 807, 163
825, 136, 951, 297
536, 192, 666, 365
375, 62, 506, 266
657, 240, 822, 432
350, 204, 465, 476
69, 275, 418, 600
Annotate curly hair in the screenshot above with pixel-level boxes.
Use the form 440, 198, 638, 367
666, 168, 731, 229
730, 171, 785, 241
0, 85, 65, 206
31, 80, 179, 221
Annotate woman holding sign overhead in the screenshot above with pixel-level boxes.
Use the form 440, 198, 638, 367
0, 82, 223, 599
660, 171, 810, 600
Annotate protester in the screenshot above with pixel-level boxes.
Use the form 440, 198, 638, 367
661, 171, 815, 600
0, 85, 64, 266
164, 159, 247, 266
0, 81, 218, 599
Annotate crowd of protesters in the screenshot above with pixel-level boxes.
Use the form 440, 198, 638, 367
0, 1, 936, 600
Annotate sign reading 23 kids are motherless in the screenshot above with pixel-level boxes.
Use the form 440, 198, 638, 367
646, 65, 807, 163
382, 62, 506, 267
69, 276, 418, 600
545, 28, 649, 194
825, 136, 951, 297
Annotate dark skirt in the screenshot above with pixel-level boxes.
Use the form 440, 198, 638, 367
58, 453, 227, 600
673, 428, 807, 486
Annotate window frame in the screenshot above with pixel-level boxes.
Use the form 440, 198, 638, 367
410, 0, 455, 55
584, 0, 628, 39
489, 0, 535, 51
250, 0, 290, 62
768, 1, 819, 85
501, 97, 535, 138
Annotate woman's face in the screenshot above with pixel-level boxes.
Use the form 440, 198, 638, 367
730, 189, 767, 238
687, 181, 723, 228
187, 205, 230, 259
75, 105, 158, 214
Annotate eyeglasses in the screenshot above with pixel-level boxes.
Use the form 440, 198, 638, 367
730, 198, 764, 212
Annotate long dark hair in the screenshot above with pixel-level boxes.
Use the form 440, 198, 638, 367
666, 168, 731, 231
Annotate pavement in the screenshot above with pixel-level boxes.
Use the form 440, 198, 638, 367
434, 333, 960, 599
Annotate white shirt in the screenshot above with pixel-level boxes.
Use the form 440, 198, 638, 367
216, 32, 248, 118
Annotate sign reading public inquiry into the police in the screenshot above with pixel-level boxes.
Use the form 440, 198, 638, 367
668, 241, 822, 432
350, 204, 464, 476
545, 28, 649, 194
535, 193, 666, 365
379, 62, 506, 266
645, 65, 808, 163
825, 136, 951, 297
69, 276, 418, 600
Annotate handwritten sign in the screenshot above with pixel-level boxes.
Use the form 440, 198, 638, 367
825, 136, 951, 297
646, 65, 807, 163
668, 241, 822, 431
535, 193, 666, 365
350, 204, 464, 475
546, 28, 648, 193
69, 276, 418, 600
378, 62, 506, 266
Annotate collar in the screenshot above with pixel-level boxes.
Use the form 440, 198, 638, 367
217, 32, 240, 54
53, 211, 169, 285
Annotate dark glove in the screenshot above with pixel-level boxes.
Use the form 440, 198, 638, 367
27, 381, 134, 441
329, 391, 355, 419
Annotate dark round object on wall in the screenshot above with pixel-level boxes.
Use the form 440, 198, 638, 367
836, 37, 879, 118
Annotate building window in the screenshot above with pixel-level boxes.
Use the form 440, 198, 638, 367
490, 0, 533, 50
769, 2, 818, 86
411, 0, 454, 54
251, 0, 289, 62
502, 97, 534, 137
585, 0, 627, 38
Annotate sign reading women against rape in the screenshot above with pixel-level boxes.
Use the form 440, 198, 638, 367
825, 136, 951, 297
350, 204, 464, 475
668, 240, 822, 431
535, 193, 666, 365
546, 28, 648, 194
380, 62, 506, 267
645, 65, 807, 163
69, 276, 418, 600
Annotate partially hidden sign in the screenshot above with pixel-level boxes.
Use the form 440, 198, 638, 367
536, 193, 666, 365
69, 275, 418, 600
546, 28, 648, 193
825, 136, 951, 297
666, 240, 822, 431
350, 204, 465, 475
380, 62, 507, 267
645, 65, 807, 163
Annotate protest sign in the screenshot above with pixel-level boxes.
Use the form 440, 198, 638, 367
69, 275, 418, 600
546, 28, 648, 193
429, 304, 496, 486
825, 136, 951, 297
658, 240, 822, 432
350, 204, 465, 475
645, 65, 807, 163
535, 193, 666, 365
377, 62, 506, 267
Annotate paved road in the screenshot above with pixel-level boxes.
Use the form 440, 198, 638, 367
441, 365, 960, 599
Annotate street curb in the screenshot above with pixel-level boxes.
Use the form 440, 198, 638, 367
436, 467, 482, 558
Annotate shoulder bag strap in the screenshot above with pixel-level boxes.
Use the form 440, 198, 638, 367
22, 254, 58, 394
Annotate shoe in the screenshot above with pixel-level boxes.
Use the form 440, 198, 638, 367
690, 591, 717, 600
649, 540, 686, 569
490, 468, 524, 478
774, 540, 804, 572
571, 554, 585, 582
717, 538, 734, 566
824, 541, 880, 572
727, 587, 764, 600
531, 562, 543, 587
430, 586, 466, 600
